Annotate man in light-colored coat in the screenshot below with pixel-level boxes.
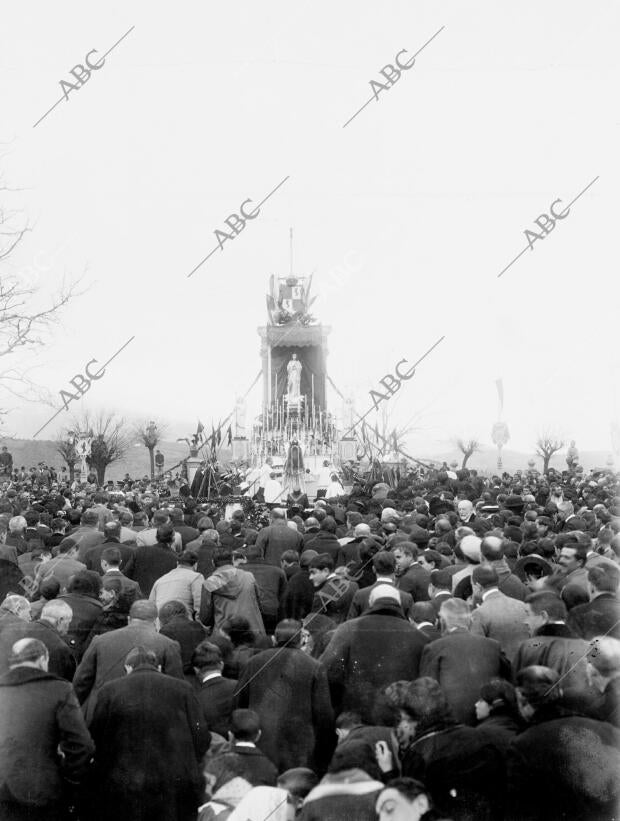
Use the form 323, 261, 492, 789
73, 599, 183, 721
470, 564, 529, 662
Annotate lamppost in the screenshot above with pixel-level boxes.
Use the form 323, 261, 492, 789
74, 429, 93, 484
491, 421, 510, 473
145, 420, 158, 479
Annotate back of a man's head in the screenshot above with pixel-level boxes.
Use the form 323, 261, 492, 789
328, 739, 382, 781
271, 508, 286, 521
102, 546, 122, 566
197, 516, 214, 532
1, 594, 31, 621
588, 564, 620, 594
274, 619, 302, 648
439, 598, 471, 630
124, 645, 159, 670
231, 708, 261, 741
526, 591, 567, 622
40, 599, 73, 627
411, 602, 437, 624
430, 568, 452, 591
516, 665, 560, 709
309, 553, 334, 573
152, 510, 170, 526
320, 516, 337, 534
169, 508, 184, 524
481, 535, 504, 562
246, 544, 262, 561
80, 509, 99, 527
158, 600, 189, 624
156, 523, 176, 545
68, 570, 102, 598
39, 577, 61, 601
129, 600, 158, 623
9, 637, 48, 669
300, 549, 318, 568
177, 550, 198, 567
103, 520, 122, 541
588, 637, 620, 679
373, 551, 396, 576
277, 768, 319, 802
213, 547, 233, 567
191, 640, 223, 671
471, 563, 500, 590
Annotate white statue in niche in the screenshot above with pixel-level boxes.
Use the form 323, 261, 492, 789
286, 353, 302, 401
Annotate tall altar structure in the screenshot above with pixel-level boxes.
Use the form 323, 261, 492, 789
253, 274, 337, 464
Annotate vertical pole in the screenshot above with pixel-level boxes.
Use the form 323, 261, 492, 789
267, 346, 272, 410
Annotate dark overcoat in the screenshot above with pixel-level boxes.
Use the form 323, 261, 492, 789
235, 646, 334, 772
88, 666, 210, 821
420, 628, 511, 725
0, 667, 94, 812
320, 601, 427, 722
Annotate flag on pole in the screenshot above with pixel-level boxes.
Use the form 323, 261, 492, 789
227, 425, 232, 446
495, 378, 504, 414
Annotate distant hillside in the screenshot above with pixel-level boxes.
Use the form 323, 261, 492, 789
0, 438, 204, 481
0, 437, 614, 482
409, 442, 615, 475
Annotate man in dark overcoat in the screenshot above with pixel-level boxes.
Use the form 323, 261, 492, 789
235, 619, 334, 772
320, 586, 427, 722
87, 645, 210, 821
0, 638, 94, 821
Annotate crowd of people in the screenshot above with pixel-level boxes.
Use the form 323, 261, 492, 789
0, 457, 619, 821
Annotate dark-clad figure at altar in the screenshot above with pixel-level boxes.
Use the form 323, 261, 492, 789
283, 440, 306, 494
287, 488, 309, 510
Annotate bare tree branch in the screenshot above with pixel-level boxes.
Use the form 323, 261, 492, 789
535, 430, 565, 474
455, 437, 481, 469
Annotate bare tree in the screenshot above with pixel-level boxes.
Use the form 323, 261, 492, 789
455, 437, 481, 469
359, 404, 425, 460
134, 419, 168, 479
66, 411, 131, 485
0, 164, 82, 422
54, 433, 78, 482
536, 431, 565, 474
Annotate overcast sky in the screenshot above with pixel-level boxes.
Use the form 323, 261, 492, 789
1, 0, 618, 456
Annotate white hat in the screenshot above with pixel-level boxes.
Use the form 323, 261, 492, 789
381, 507, 400, 523
369, 584, 401, 607
460, 535, 482, 563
